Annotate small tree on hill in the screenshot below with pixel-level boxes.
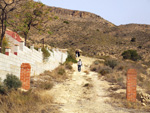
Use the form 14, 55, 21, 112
10, 0, 52, 45
4, 74, 22, 90
122, 50, 141, 61
0, 0, 21, 52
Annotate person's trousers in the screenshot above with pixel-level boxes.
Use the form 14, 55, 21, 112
78, 65, 81, 72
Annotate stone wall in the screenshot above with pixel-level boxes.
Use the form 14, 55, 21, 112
0, 44, 68, 81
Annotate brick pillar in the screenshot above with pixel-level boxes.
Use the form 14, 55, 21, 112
30, 45, 34, 50
38, 48, 41, 52
5, 47, 11, 56
14, 44, 19, 55
20, 41, 24, 51
20, 63, 31, 90
126, 69, 137, 102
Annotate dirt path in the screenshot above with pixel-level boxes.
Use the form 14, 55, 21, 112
45, 56, 135, 113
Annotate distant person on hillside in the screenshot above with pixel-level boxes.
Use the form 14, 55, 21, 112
75, 50, 78, 57
75, 50, 80, 57
78, 51, 80, 57
78, 59, 82, 72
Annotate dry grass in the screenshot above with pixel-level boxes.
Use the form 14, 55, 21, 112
43, 65, 69, 83
83, 83, 93, 90
0, 63, 72, 113
65, 62, 73, 70
84, 70, 89, 74
108, 92, 150, 112
0, 90, 58, 113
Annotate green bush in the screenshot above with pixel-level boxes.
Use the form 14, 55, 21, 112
99, 67, 111, 75
64, 21, 69, 24
66, 51, 77, 63
0, 37, 9, 54
131, 38, 136, 42
42, 47, 50, 60
0, 85, 6, 94
93, 60, 101, 65
90, 67, 97, 72
122, 50, 141, 61
65, 63, 72, 70
48, 31, 53, 35
54, 16, 59, 19
0, 78, 6, 94
105, 59, 117, 69
4, 74, 22, 90
38, 82, 53, 90
58, 68, 65, 75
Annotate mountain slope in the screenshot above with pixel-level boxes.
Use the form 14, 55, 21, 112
6, 2, 150, 60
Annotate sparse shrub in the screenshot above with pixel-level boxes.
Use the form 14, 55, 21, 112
0, 84, 6, 95
105, 74, 116, 83
90, 64, 100, 72
54, 16, 59, 19
4, 74, 22, 90
138, 45, 142, 49
0, 90, 54, 112
84, 71, 89, 74
38, 81, 53, 90
58, 68, 65, 75
90, 67, 97, 71
116, 76, 125, 88
0, 36, 9, 54
0, 78, 6, 94
42, 47, 50, 60
48, 31, 53, 35
122, 50, 141, 61
99, 67, 111, 75
65, 63, 72, 70
94, 60, 101, 65
34, 47, 39, 51
105, 59, 118, 69
108, 92, 143, 110
64, 21, 69, 24
131, 37, 136, 42
99, 69, 108, 75
66, 51, 77, 63
117, 65, 124, 71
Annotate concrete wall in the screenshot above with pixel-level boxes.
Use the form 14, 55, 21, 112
0, 46, 68, 81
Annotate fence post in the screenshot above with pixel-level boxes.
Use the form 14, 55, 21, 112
14, 44, 19, 55
126, 69, 137, 102
20, 63, 31, 90
5, 47, 11, 56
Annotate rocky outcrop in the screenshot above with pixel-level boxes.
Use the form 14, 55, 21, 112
49, 6, 114, 26
49, 7, 102, 19
137, 92, 150, 106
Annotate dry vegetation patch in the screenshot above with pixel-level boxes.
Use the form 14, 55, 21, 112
108, 92, 150, 112
0, 90, 58, 113
0, 62, 73, 113
90, 57, 150, 111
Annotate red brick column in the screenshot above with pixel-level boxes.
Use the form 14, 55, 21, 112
126, 69, 137, 102
20, 63, 31, 90
5, 47, 11, 56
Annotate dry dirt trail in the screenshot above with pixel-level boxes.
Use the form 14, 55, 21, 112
45, 56, 139, 113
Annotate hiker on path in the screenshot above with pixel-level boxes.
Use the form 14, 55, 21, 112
75, 50, 80, 57
75, 50, 78, 57
77, 59, 82, 72
78, 51, 80, 57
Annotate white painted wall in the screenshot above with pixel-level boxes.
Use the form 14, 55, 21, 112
0, 46, 68, 81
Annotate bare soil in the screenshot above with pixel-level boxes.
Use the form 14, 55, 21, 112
45, 56, 146, 113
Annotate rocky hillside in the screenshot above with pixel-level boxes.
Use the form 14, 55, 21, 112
6, 1, 150, 61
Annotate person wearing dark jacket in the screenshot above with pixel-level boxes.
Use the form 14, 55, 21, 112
77, 59, 82, 72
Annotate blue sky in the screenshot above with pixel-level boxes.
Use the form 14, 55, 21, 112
34, 0, 150, 25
